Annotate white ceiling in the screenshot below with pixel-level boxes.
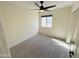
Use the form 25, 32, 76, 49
4, 1, 74, 10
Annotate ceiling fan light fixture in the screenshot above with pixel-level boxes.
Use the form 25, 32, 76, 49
40, 10, 44, 12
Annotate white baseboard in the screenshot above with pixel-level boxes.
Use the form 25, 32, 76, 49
0, 54, 11, 58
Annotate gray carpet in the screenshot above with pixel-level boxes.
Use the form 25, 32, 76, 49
10, 34, 70, 58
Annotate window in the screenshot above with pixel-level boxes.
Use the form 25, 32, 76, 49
41, 15, 52, 28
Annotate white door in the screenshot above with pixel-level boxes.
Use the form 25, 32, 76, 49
0, 19, 10, 58
72, 8, 79, 58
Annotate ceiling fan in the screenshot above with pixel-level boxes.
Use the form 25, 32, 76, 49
34, 1, 56, 12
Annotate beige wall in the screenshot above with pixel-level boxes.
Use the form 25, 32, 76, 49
39, 6, 72, 41
0, 2, 39, 48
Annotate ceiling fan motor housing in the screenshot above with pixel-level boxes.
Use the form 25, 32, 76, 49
40, 1, 44, 4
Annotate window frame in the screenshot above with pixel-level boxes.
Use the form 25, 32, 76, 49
41, 15, 52, 28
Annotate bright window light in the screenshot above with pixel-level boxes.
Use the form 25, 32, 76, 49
46, 16, 52, 27
41, 15, 52, 28
41, 17, 47, 27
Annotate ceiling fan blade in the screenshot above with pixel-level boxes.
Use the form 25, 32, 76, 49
44, 5, 56, 9
34, 3, 40, 8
